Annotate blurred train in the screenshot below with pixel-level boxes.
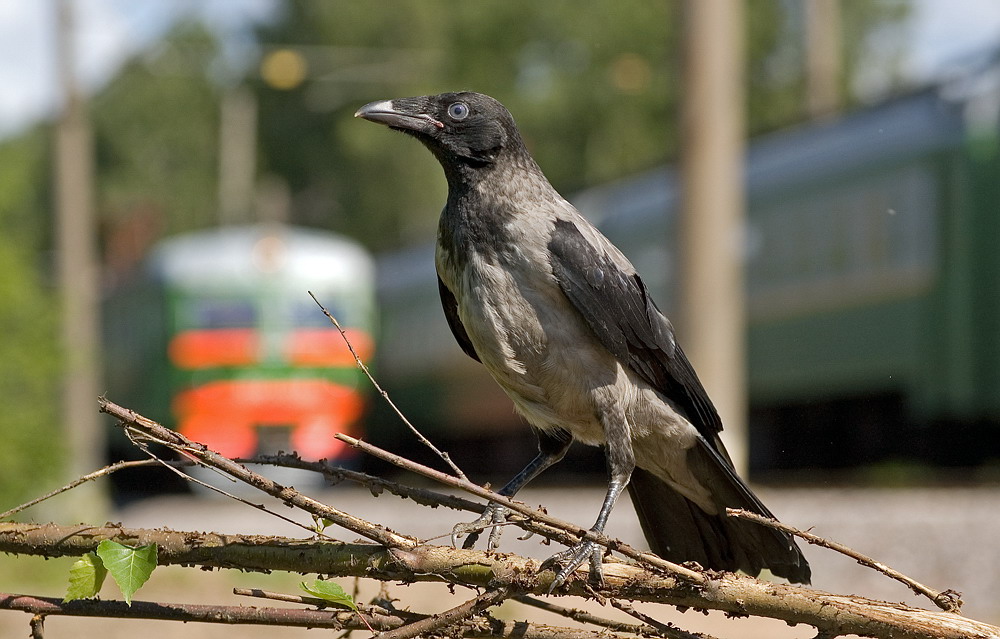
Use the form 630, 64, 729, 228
372, 78, 1000, 480
104, 224, 376, 494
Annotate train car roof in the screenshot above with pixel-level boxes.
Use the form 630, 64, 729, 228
149, 224, 374, 289
572, 88, 967, 230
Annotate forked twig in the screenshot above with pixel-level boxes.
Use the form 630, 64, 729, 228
121, 417, 335, 541
376, 586, 512, 639
234, 587, 379, 633
335, 431, 707, 585
0, 459, 184, 521
244, 453, 486, 515
309, 290, 468, 481
2, 591, 633, 639
99, 397, 417, 550
609, 599, 712, 639
233, 587, 395, 617
512, 595, 657, 636
726, 507, 963, 613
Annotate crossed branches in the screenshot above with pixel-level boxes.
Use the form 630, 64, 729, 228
0, 395, 995, 639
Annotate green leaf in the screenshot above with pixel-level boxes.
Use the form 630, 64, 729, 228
311, 515, 336, 534
300, 579, 358, 611
64, 552, 108, 602
96, 540, 158, 605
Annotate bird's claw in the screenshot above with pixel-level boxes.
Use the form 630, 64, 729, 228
451, 502, 509, 550
544, 540, 605, 592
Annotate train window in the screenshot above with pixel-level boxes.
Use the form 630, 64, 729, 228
291, 300, 347, 328
178, 297, 257, 330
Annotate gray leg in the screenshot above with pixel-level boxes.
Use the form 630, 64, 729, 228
546, 410, 634, 590
453, 429, 571, 549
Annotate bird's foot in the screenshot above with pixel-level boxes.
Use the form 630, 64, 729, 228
543, 540, 605, 592
451, 502, 509, 550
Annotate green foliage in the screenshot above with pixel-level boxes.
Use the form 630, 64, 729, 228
91, 21, 222, 235
255, 0, 911, 251
300, 578, 358, 610
0, 137, 62, 506
95, 540, 158, 605
62, 542, 159, 604
312, 515, 335, 533
64, 552, 108, 602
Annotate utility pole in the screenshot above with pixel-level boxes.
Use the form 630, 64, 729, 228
678, 0, 749, 475
805, 0, 842, 119
55, 0, 107, 517
218, 85, 258, 225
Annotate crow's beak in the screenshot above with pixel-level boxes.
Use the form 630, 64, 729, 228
355, 99, 444, 132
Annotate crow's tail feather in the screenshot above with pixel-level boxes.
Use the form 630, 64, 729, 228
627, 456, 811, 584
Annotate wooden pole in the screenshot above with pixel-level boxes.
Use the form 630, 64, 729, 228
805, 0, 842, 119
218, 85, 258, 225
54, 0, 107, 517
678, 0, 748, 474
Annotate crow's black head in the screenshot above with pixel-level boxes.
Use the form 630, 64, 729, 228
355, 92, 522, 166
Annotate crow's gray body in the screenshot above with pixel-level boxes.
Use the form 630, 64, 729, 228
356, 92, 810, 586
435, 171, 706, 506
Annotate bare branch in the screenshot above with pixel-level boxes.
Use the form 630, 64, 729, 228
0, 459, 187, 521
608, 598, 712, 639
1, 592, 372, 630
0, 592, 629, 639
234, 587, 398, 619
378, 587, 512, 639
99, 396, 417, 550
309, 290, 468, 480
727, 508, 963, 613
513, 595, 660, 636
335, 431, 707, 584
244, 453, 486, 515
2, 521, 996, 639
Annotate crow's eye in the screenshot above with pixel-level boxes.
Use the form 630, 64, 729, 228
447, 102, 470, 120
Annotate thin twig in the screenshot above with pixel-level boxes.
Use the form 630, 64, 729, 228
233, 586, 379, 634
100, 397, 417, 550
121, 416, 342, 542
336, 432, 707, 586
377, 587, 512, 639
245, 453, 594, 549
1, 592, 373, 630
726, 508, 963, 613
309, 290, 468, 480
609, 599, 714, 639
513, 595, 657, 636
0, 592, 632, 639
0, 459, 190, 521
30, 613, 44, 639
244, 453, 487, 515
233, 588, 396, 619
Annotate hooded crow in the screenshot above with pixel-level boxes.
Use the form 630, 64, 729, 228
356, 91, 810, 588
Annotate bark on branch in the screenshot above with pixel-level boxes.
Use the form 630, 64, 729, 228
0, 592, 619, 639
0, 521, 995, 639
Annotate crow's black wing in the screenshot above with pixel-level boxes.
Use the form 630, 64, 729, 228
437, 275, 481, 363
547, 218, 722, 440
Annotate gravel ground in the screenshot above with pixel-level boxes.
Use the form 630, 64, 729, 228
4, 484, 997, 638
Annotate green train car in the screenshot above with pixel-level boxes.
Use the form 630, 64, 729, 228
104, 225, 376, 490
374, 82, 1000, 477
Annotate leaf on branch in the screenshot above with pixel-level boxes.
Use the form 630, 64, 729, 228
63, 552, 108, 602
96, 540, 158, 605
299, 579, 358, 611
311, 515, 336, 534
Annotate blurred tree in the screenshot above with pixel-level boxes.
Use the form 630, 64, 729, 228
0, 127, 62, 507
253, 0, 910, 251
92, 21, 222, 237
